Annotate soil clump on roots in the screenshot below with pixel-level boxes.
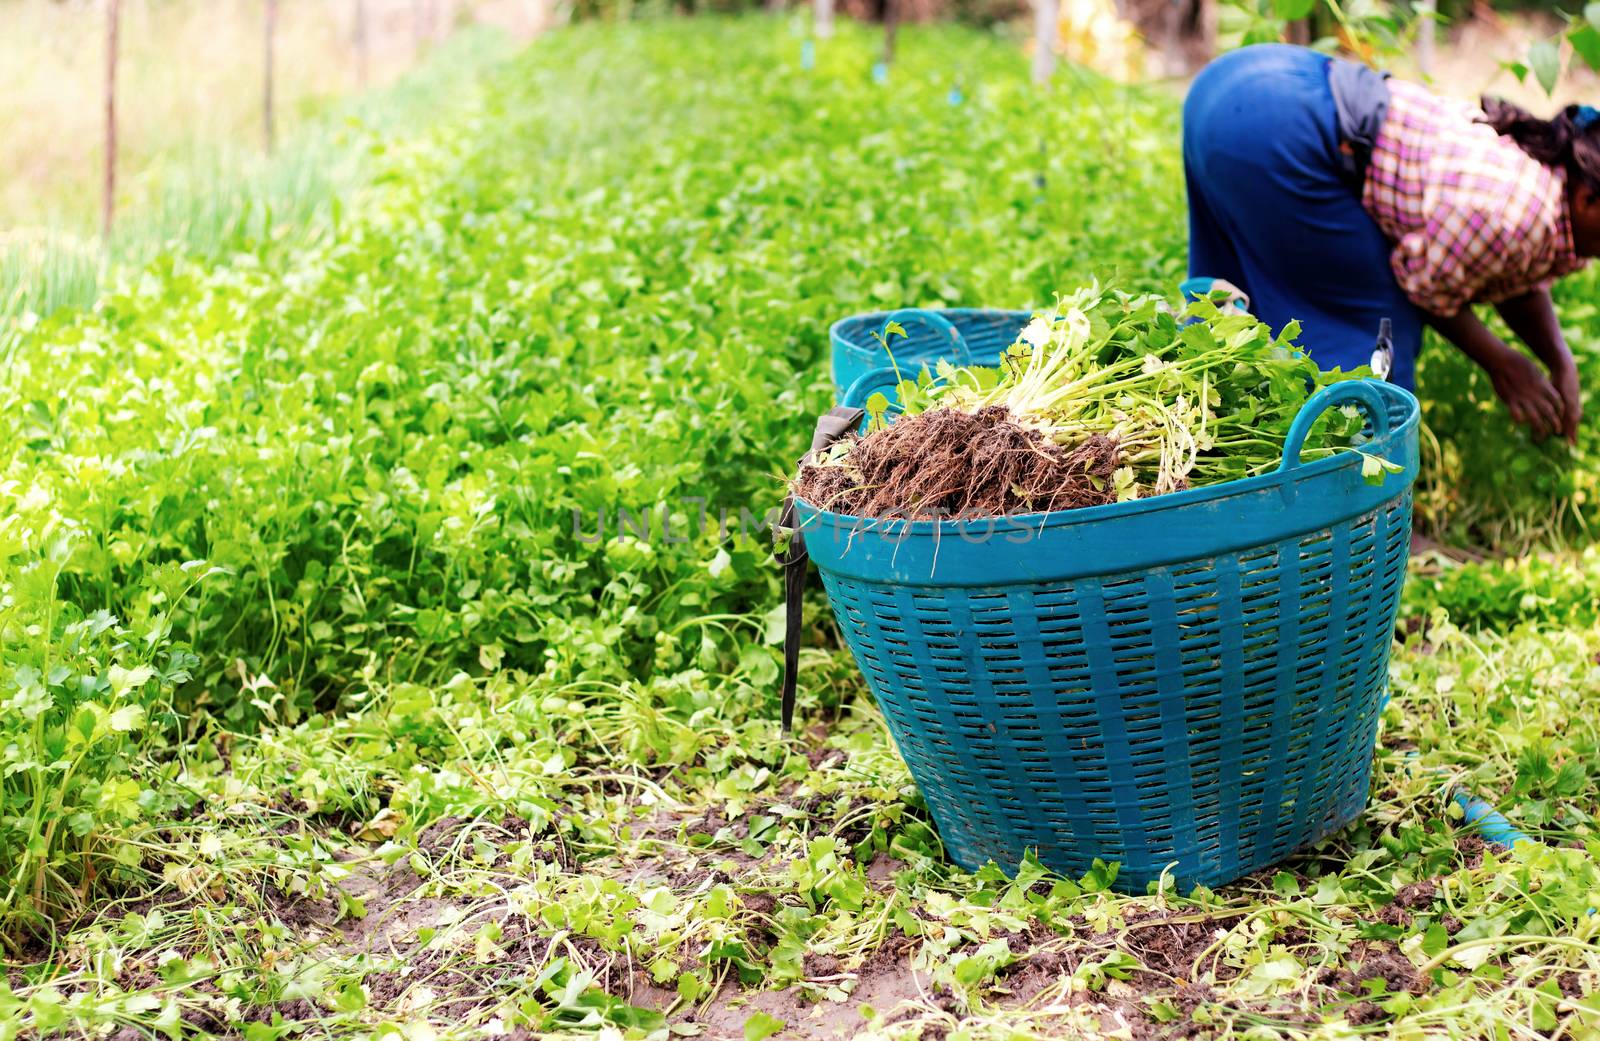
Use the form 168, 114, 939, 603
795, 405, 1121, 519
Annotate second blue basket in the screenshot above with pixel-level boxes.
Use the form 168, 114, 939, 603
830, 308, 1028, 396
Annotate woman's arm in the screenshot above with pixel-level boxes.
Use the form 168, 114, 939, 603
1425, 305, 1569, 442
1494, 288, 1581, 444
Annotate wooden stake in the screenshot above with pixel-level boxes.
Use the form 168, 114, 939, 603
102, 0, 120, 243
355, 0, 370, 88
1032, 0, 1058, 86
816, 0, 834, 38
883, 0, 899, 66
264, 0, 278, 154
1161, 0, 1185, 77
1416, 0, 1436, 77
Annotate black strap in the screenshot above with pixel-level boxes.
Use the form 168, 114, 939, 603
778, 405, 865, 733
1329, 57, 1391, 191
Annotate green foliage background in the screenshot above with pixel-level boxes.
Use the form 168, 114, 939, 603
2, 14, 1600, 1038
0, 15, 1182, 927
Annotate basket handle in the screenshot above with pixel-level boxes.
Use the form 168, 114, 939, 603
1278, 380, 1392, 471
882, 309, 974, 368
841, 366, 907, 411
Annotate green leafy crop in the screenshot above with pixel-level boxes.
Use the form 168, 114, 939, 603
0, 12, 1184, 937
1, 15, 1598, 1041
878, 285, 1373, 499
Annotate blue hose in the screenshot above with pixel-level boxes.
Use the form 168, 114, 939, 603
1381, 687, 1536, 849
1451, 791, 1535, 848
1382, 683, 1597, 917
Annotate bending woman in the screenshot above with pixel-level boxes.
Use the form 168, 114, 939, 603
1183, 44, 1598, 441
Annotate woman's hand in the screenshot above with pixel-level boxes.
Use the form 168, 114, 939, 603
1486, 347, 1566, 441
1551, 355, 1583, 444
1497, 288, 1581, 444
1431, 296, 1582, 444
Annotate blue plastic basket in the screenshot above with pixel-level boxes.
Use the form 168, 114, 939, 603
830, 308, 1029, 396
794, 378, 1420, 891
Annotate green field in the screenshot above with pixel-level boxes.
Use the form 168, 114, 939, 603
4, 16, 1600, 1040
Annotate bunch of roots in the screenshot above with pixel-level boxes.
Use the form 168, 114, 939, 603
795, 406, 1121, 519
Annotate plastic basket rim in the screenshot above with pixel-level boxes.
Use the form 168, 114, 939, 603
829, 307, 1032, 356
794, 379, 1420, 536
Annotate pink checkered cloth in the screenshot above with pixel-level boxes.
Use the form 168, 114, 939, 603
1362, 79, 1589, 317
